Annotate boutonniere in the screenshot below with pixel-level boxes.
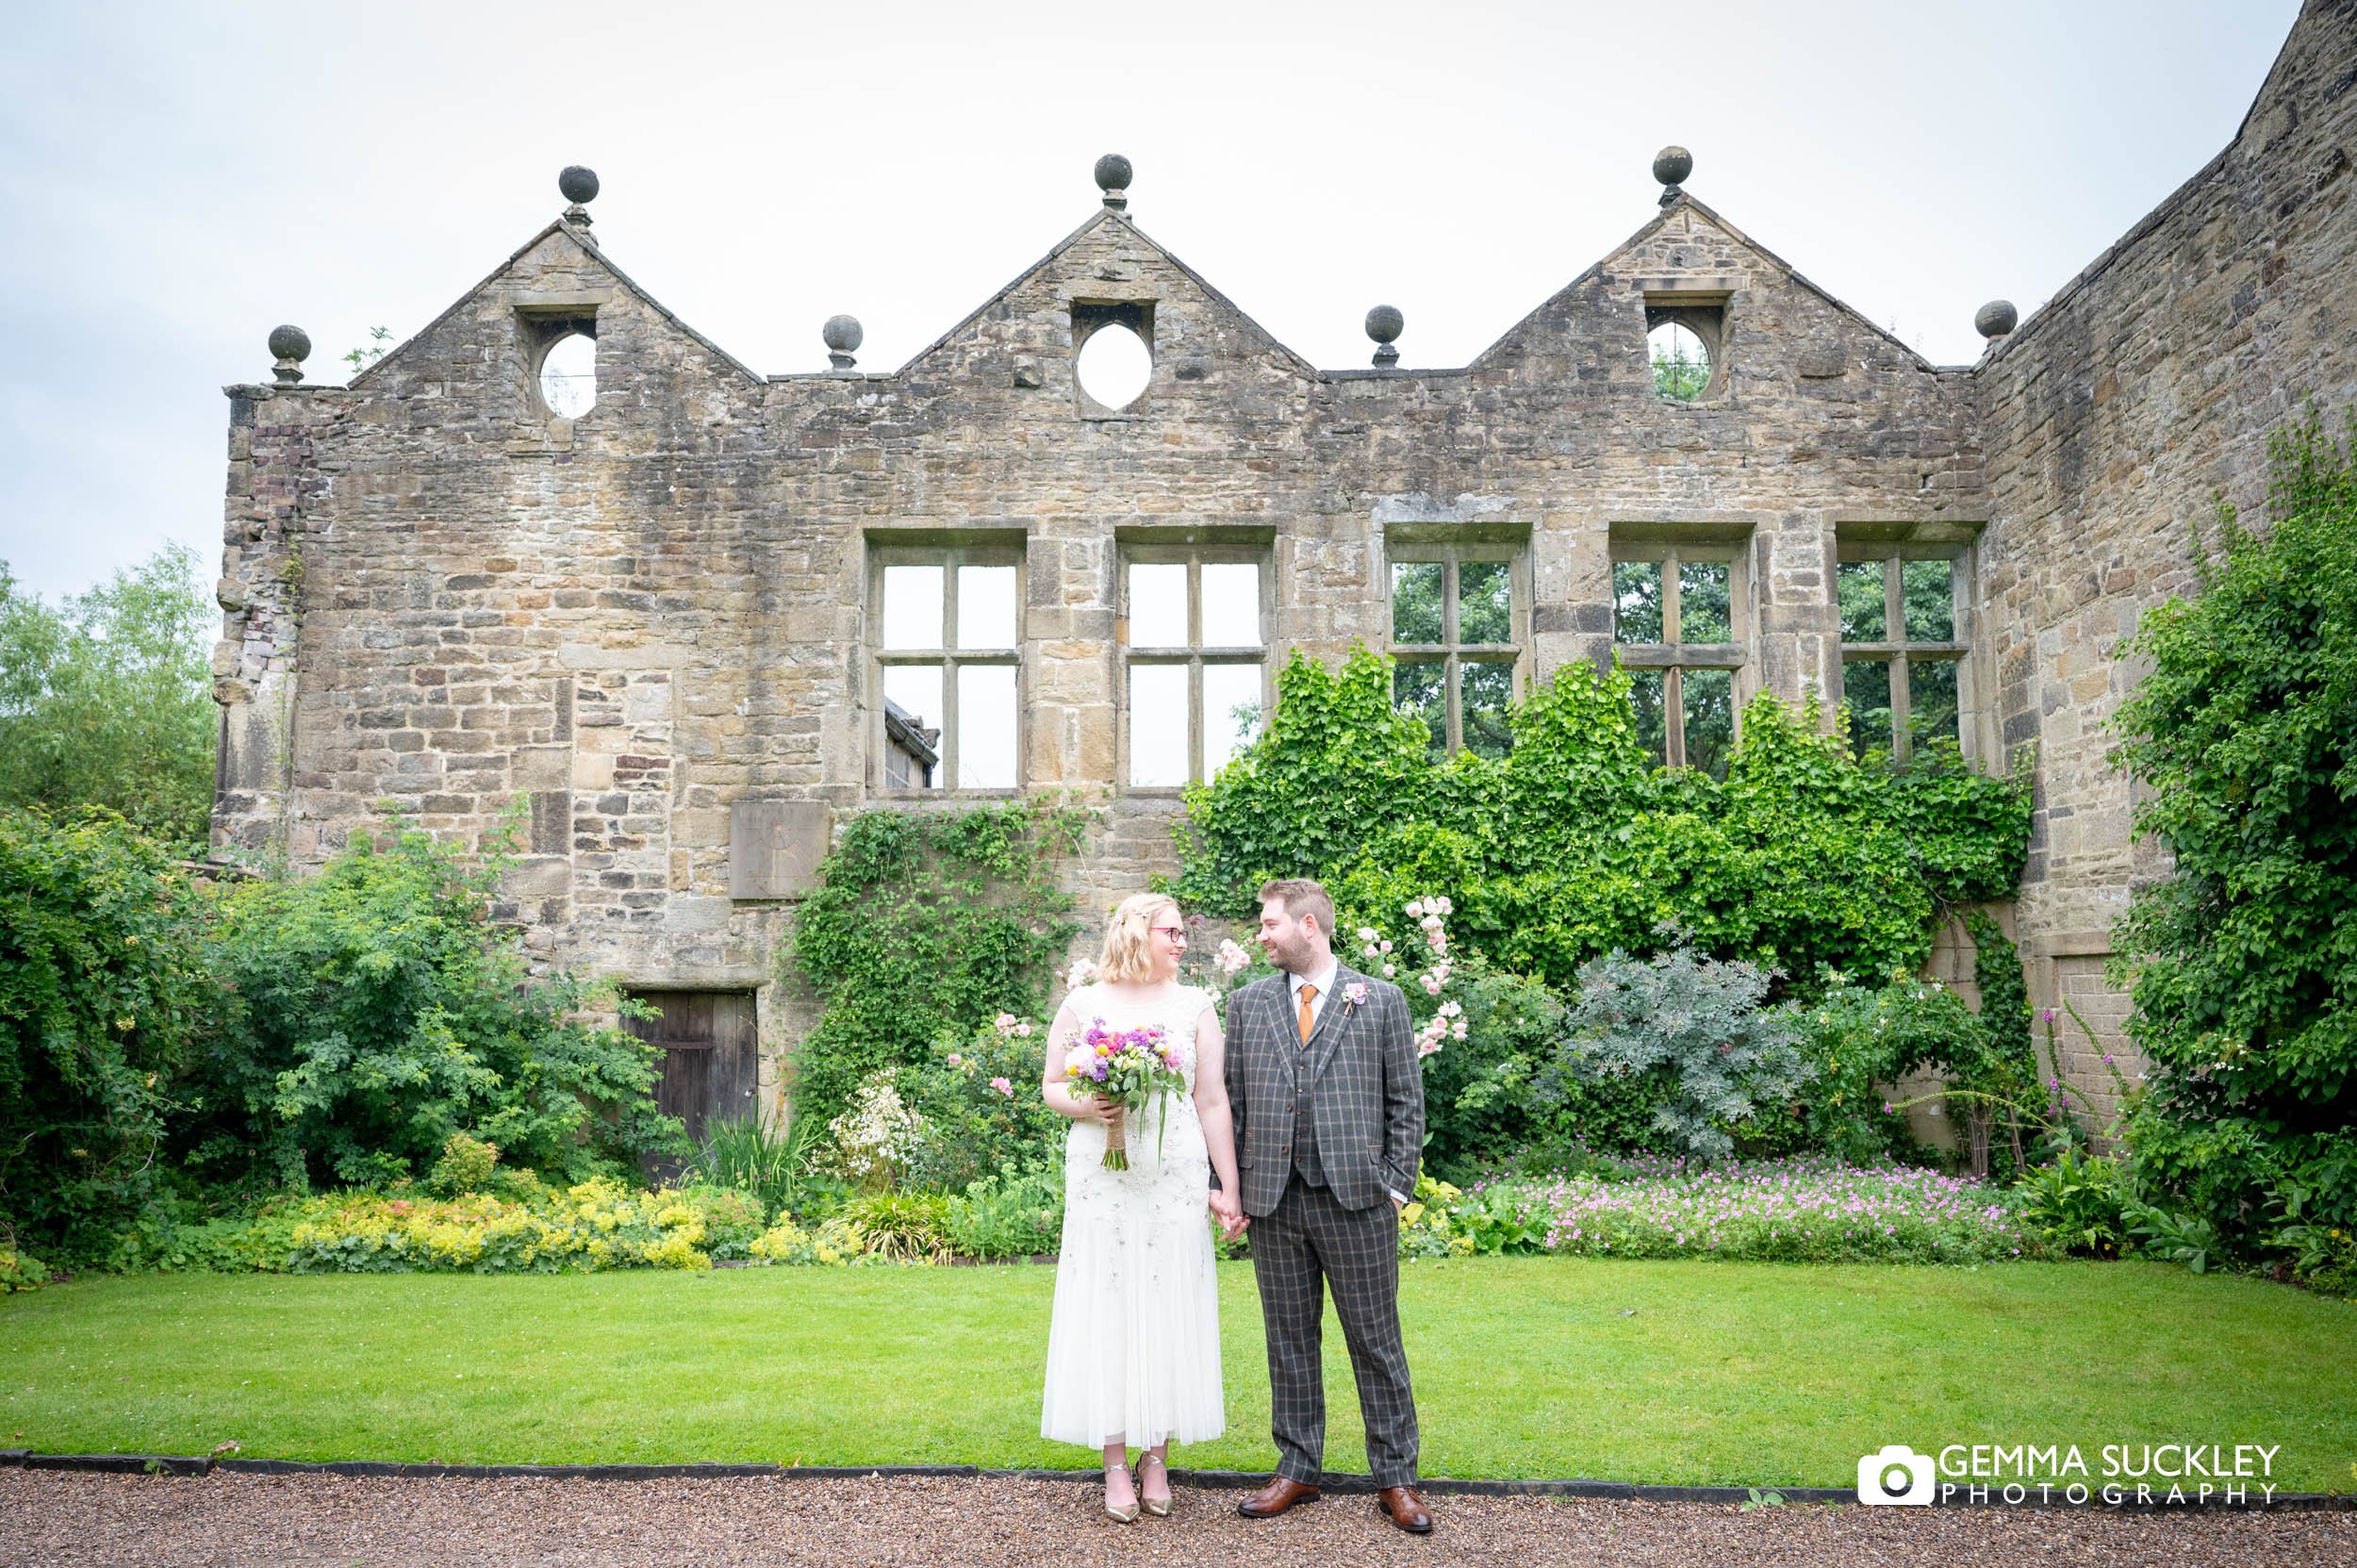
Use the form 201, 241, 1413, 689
1343, 981, 1370, 1009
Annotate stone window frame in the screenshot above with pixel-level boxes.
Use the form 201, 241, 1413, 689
1116, 530, 1271, 794
1640, 279, 1736, 404
1834, 522, 1978, 767
865, 533, 1027, 798
1384, 536, 1530, 759
1608, 521, 1754, 771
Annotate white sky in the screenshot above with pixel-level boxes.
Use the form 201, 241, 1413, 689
0, 0, 2299, 602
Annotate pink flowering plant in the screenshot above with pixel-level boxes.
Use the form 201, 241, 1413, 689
899, 1011, 1064, 1192
1401, 1152, 2036, 1264
1064, 1017, 1188, 1170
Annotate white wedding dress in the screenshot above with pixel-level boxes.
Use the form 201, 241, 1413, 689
1039, 982, 1226, 1448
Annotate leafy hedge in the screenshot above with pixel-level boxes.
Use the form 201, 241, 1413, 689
1171, 647, 2031, 995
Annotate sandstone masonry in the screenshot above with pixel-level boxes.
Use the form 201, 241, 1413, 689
209, 1, 2357, 1132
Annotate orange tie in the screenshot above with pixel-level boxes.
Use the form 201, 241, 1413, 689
1296, 982, 1318, 1044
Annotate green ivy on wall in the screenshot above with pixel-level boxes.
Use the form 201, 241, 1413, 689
783, 800, 1088, 1125
1171, 647, 2032, 998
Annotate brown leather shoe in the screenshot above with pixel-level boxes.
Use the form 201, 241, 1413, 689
1376, 1484, 1433, 1533
1237, 1475, 1322, 1518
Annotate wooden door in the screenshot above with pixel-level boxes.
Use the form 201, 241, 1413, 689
623, 990, 758, 1174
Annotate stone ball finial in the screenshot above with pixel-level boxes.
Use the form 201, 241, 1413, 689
559, 165, 601, 205
1365, 305, 1404, 367
1653, 145, 1693, 187
1975, 299, 2019, 340
823, 313, 864, 370
1095, 153, 1132, 210
268, 323, 311, 385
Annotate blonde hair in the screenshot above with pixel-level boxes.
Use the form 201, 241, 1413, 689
1098, 892, 1182, 983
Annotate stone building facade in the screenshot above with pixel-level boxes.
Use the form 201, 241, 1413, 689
210, 1, 2357, 1134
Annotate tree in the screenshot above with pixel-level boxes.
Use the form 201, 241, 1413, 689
0, 545, 217, 846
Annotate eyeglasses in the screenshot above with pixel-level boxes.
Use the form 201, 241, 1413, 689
1150, 925, 1188, 941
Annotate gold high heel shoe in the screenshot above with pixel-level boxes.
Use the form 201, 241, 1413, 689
1139, 1453, 1173, 1517
1104, 1464, 1140, 1524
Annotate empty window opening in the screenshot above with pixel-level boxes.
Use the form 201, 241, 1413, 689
1837, 551, 1964, 765
1072, 300, 1154, 414
1076, 322, 1151, 411
1389, 547, 1525, 761
1610, 542, 1745, 778
1122, 553, 1266, 788
1643, 294, 1726, 403
539, 330, 598, 420
874, 552, 1022, 791
1647, 320, 1710, 403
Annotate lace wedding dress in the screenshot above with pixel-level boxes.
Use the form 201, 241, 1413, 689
1039, 982, 1226, 1448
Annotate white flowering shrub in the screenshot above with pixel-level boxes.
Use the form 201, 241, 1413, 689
826, 1069, 929, 1188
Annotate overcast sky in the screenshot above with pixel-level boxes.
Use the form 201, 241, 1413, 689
0, 0, 2299, 602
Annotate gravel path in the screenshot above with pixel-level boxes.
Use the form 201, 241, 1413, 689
6, 1471, 2354, 1567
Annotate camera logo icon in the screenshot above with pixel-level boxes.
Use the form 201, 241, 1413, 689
1857, 1444, 1936, 1505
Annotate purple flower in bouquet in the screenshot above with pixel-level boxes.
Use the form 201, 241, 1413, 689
1065, 1017, 1189, 1169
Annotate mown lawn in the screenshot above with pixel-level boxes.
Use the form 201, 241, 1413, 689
4, 1258, 2353, 1490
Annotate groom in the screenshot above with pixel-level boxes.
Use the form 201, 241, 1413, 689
1224, 878, 1432, 1534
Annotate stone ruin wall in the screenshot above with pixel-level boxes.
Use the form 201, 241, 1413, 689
1975, 0, 2357, 1126
208, 0, 2356, 1134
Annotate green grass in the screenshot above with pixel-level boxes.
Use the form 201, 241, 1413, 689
3, 1259, 2353, 1490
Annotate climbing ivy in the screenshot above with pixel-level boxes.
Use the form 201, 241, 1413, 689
1171, 647, 2032, 998
783, 800, 1089, 1125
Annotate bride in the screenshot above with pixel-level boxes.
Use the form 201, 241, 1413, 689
1039, 892, 1245, 1522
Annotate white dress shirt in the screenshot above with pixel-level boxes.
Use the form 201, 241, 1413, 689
1286, 957, 1409, 1205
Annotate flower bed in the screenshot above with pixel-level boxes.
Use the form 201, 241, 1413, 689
1406, 1155, 2033, 1264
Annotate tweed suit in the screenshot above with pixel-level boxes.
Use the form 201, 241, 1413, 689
1224, 964, 1424, 1487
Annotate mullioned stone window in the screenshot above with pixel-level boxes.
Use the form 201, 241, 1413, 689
1119, 545, 1267, 788
1835, 541, 1968, 764
1388, 541, 1526, 760
870, 541, 1024, 792
1609, 531, 1748, 777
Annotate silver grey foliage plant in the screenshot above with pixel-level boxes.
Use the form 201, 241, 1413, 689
1558, 946, 1815, 1161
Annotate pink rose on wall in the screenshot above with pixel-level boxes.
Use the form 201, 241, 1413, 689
989, 1076, 1014, 1098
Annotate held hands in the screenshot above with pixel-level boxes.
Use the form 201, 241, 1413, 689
1208, 1189, 1247, 1240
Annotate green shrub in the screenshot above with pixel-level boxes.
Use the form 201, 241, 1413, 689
1551, 945, 1813, 1162
2111, 408, 2357, 1260
843, 1190, 952, 1263
186, 812, 686, 1191
784, 801, 1085, 1129
1779, 969, 1985, 1164
2015, 1147, 2134, 1259
900, 1015, 1067, 1193
0, 1236, 51, 1293
0, 807, 212, 1254
1171, 648, 2030, 997
429, 1132, 501, 1197
1409, 959, 1565, 1179
944, 1161, 1065, 1260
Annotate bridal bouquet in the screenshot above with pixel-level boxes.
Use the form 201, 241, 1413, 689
1065, 1018, 1187, 1170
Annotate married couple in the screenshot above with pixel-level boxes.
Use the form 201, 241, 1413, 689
1035, 878, 1434, 1534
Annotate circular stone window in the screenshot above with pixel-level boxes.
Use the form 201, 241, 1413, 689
1074, 322, 1151, 411
539, 332, 598, 420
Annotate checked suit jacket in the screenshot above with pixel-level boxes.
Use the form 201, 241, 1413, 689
1223, 963, 1426, 1218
